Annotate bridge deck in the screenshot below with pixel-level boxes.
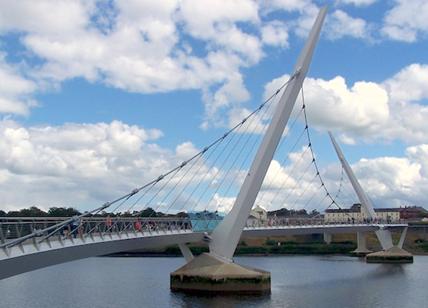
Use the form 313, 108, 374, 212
0, 222, 407, 280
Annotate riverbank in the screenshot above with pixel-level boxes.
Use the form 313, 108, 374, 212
105, 228, 428, 257
106, 241, 358, 257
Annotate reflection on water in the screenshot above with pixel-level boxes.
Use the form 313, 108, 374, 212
0, 255, 426, 308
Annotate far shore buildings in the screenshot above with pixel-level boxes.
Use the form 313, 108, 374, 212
324, 204, 428, 223
247, 205, 268, 226
245, 203, 428, 226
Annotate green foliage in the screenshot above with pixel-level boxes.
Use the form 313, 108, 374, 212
265, 239, 276, 246
19, 206, 47, 217
139, 207, 164, 217
48, 207, 81, 217
236, 246, 268, 254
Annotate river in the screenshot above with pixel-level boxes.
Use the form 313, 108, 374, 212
0, 255, 426, 308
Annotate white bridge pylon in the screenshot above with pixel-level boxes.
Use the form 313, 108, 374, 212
328, 132, 394, 250
209, 7, 328, 261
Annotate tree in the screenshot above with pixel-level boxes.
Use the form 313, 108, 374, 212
48, 207, 81, 217
176, 211, 188, 218
139, 207, 165, 217
19, 206, 47, 217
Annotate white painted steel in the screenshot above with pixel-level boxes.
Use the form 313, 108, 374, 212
398, 227, 408, 249
328, 132, 394, 250
328, 132, 376, 219
208, 7, 328, 261
323, 232, 332, 244
178, 243, 194, 262
354, 232, 371, 254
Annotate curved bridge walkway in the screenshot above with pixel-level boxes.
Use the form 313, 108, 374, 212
0, 216, 406, 280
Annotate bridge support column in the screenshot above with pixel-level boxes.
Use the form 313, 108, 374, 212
170, 253, 270, 294
178, 243, 194, 263
323, 232, 332, 245
351, 232, 371, 256
170, 6, 328, 295
366, 228, 413, 263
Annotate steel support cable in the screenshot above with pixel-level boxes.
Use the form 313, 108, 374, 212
256, 113, 307, 207
299, 87, 355, 220
148, 150, 209, 217
266, 145, 311, 208
275, 157, 316, 208
171, 105, 260, 214
338, 179, 358, 203
211, 123, 269, 208
199, 94, 277, 205
300, 86, 344, 210
194, 95, 281, 229
164, 78, 295, 219
103, 180, 167, 235
189, 90, 281, 229
131, 126, 233, 224
333, 167, 345, 201
38, 193, 137, 244
302, 181, 326, 209
1, 76, 295, 249
287, 170, 320, 210
92, 74, 290, 223
257, 125, 309, 207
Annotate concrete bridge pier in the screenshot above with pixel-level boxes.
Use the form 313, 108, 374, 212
351, 232, 372, 256
323, 232, 332, 245
366, 227, 413, 263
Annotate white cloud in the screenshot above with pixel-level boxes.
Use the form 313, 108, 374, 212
0, 0, 379, 126
338, 0, 377, 6
263, 0, 313, 12
349, 149, 425, 207
256, 142, 428, 211
261, 20, 289, 48
0, 0, 265, 126
263, 62, 428, 144
0, 119, 188, 210
264, 73, 389, 143
326, 10, 370, 40
384, 63, 428, 102
0, 54, 37, 115
0, 0, 92, 35
382, 0, 428, 42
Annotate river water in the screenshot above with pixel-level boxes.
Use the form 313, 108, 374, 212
0, 255, 426, 308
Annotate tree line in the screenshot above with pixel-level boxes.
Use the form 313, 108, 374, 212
0, 206, 320, 218
0, 206, 188, 218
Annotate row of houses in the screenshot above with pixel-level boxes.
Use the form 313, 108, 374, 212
324, 204, 428, 223
247, 204, 428, 225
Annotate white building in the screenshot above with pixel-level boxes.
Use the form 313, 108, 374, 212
324, 204, 400, 223
247, 205, 268, 226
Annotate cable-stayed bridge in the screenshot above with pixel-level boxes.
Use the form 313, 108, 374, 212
0, 216, 407, 280
0, 7, 412, 291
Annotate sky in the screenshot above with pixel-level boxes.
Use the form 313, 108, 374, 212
0, 0, 428, 213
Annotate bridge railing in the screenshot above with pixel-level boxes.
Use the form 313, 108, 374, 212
0, 217, 193, 249
0, 215, 408, 250
244, 217, 407, 228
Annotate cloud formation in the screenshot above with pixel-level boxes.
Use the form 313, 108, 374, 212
264, 63, 428, 144
382, 0, 428, 42
0, 0, 390, 127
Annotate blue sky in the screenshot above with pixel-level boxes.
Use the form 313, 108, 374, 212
0, 0, 428, 212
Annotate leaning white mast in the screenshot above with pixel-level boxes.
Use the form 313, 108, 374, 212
209, 7, 328, 261
328, 131, 393, 249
